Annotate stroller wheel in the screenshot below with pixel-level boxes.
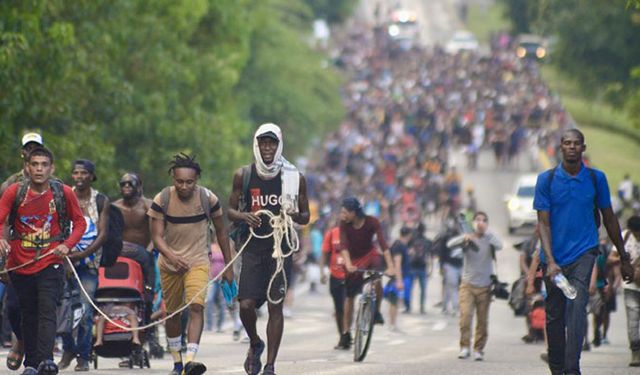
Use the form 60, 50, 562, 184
93, 354, 98, 370
144, 350, 151, 368
128, 354, 133, 369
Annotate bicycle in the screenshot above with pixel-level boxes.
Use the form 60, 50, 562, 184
353, 269, 384, 362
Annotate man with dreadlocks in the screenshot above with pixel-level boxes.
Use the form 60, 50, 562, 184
148, 154, 234, 375
228, 123, 310, 375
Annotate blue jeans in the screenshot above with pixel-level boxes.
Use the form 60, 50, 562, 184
443, 263, 461, 313
405, 268, 428, 312
544, 249, 596, 375
205, 281, 225, 331
62, 266, 98, 360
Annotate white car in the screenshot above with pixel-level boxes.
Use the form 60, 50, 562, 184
505, 174, 538, 234
445, 31, 479, 55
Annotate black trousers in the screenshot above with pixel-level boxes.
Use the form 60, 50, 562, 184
10, 264, 64, 368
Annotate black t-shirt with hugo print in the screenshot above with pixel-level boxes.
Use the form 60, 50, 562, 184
244, 164, 284, 252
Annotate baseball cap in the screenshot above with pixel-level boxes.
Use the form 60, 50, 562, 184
256, 131, 279, 141
21, 132, 43, 147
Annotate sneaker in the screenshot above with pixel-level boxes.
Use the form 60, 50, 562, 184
233, 330, 241, 341
168, 363, 184, 375
602, 337, 610, 345
374, 311, 384, 325
244, 339, 265, 375
262, 364, 276, 375
458, 347, 470, 359
473, 351, 484, 361
37, 360, 59, 375
21, 367, 38, 375
184, 361, 207, 375
74, 358, 89, 372
283, 307, 293, 319
58, 351, 76, 370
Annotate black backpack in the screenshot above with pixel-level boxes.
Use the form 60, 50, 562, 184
8, 179, 70, 246
96, 194, 124, 268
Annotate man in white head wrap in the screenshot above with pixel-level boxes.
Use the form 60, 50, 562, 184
228, 123, 310, 375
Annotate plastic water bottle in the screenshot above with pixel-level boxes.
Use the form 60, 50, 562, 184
553, 273, 577, 300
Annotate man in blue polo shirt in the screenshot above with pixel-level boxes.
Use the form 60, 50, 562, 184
534, 128, 634, 375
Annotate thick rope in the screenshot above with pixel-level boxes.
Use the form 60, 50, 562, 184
65, 208, 298, 332
0, 249, 56, 274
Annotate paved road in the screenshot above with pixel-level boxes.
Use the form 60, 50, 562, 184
39, 1, 636, 373
60, 149, 635, 374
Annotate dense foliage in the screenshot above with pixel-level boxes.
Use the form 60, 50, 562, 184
0, 0, 345, 197
500, 0, 640, 124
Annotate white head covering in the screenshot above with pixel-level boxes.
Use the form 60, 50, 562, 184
253, 123, 284, 179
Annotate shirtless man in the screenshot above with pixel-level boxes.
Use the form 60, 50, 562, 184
112, 173, 156, 293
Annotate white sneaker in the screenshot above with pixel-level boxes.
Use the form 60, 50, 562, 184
458, 347, 470, 359
473, 351, 484, 361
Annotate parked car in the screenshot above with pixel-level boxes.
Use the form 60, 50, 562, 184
505, 174, 538, 234
445, 30, 479, 55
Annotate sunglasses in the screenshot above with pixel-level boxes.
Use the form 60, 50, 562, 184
119, 180, 137, 188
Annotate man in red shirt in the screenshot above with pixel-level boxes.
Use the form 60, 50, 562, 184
320, 225, 346, 349
0, 146, 86, 375
337, 197, 399, 350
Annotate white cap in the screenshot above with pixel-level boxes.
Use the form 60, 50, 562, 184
21, 132, 43, 147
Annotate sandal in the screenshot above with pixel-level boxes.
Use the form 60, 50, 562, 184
6, 348, 24, 370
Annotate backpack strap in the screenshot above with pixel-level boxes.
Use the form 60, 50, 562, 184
237, 165, 252, 213
199, 186, 213, 222
50, 180, 70, 239
546, 167, 556, 194
587, 168, 598, 208
96, 193, 107, 213
159, 186, 171, 218
8, 181, 30, 240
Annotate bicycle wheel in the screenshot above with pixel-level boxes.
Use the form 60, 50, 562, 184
353, 296, 375, 362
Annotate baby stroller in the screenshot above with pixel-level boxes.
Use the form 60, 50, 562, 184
91, 256, 150, 369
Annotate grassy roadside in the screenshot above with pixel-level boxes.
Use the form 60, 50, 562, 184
541, 66, 639, 188
467, 1, 640, 188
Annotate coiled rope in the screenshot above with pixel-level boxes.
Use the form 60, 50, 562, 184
64, 208, 299, 332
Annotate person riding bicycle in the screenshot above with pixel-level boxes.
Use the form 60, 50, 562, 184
336, 197, 398, 350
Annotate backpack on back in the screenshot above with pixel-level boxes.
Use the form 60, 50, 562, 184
8, 179, 70, 246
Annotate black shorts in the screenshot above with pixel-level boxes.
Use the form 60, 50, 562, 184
238, 248, 292, 308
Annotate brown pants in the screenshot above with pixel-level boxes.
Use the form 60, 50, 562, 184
459, 282, 492, 352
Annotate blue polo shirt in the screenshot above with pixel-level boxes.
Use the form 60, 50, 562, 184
533, 163, 611, 266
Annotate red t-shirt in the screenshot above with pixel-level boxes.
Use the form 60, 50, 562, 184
321, 227, 345, 280
0, 182, 86, 275
339, 216, 388, 260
